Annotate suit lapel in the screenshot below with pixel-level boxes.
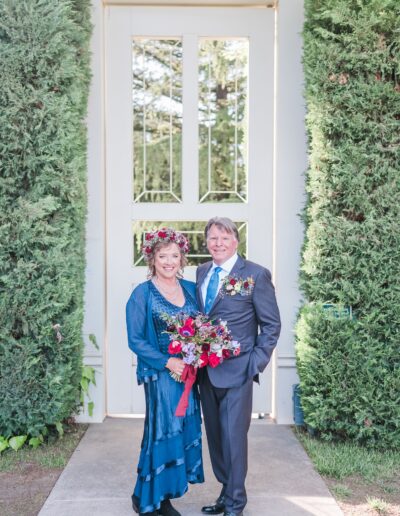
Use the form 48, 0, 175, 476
209, 255, 246, 315
228, 254, 246, 277
197, 261, 213, 312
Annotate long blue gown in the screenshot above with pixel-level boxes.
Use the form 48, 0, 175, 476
132, 282, 204, 514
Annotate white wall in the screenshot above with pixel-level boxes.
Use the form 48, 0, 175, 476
79, 0, 307, 424
76, 0, 106, 423
273, 0, 307, 423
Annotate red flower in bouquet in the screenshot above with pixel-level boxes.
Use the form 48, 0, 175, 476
222, 349, 230, 359
199, 352, 209, 368
168, 340, 182, 354
208, 353, 221, 368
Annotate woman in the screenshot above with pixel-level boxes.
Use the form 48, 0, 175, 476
126, 228, 204, 516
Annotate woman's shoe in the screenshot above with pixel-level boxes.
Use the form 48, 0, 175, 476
158, 499, 181, 516
131, 494, 140, 513
132, 494, 158, 515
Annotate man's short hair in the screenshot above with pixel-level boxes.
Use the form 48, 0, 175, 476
204, 217, 240, 242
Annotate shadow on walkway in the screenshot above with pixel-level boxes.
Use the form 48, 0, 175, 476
39, 418, 342, 516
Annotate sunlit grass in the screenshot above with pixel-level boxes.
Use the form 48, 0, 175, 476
366, 497, 390, 514
295, 429, 400, 482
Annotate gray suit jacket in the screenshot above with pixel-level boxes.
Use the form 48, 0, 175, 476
196, 256, 281, 388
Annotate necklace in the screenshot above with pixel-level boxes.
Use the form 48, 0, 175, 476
153, 277, 182, 301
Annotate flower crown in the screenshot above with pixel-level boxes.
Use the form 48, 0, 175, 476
141, 227, 190, 261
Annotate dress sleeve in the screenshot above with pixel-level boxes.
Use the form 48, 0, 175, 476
126, 286, 169, 371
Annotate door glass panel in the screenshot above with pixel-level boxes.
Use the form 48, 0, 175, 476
198, 39, 249, 203
133, 221, 247, 266
132, 38, 183, 203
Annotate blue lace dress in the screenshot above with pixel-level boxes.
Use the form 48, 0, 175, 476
132, 282, 204, 513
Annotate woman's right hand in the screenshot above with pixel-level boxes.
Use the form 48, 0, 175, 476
166, 357, 185, 376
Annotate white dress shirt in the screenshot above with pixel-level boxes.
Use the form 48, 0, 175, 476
201, 253, 239, 305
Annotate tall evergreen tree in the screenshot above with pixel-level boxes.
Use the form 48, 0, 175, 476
297, 0, 400, 448
0, 0, 91, 437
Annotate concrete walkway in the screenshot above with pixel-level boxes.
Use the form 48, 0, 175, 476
39, 418, 342, 516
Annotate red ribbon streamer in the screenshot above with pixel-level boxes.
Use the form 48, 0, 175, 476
175, 364, 197, 417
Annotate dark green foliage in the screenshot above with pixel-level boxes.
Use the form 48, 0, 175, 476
0, 0, 91, 437
297, 0, 400, 447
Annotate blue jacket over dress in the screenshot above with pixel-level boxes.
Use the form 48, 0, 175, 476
126, 278, 197, 384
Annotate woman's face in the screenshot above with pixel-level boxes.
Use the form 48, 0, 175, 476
154, 243, 182, 281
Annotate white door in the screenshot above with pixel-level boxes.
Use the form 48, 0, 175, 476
105, 6, 275, 415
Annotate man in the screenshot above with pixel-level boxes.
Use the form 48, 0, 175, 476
196, 217, 281, 516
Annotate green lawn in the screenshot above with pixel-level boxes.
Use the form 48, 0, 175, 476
0, 423, 87, 472
0, 423, 88, 516
296, 429, 400, 515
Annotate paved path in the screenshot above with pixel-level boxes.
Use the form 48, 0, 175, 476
39, 418, 342, 516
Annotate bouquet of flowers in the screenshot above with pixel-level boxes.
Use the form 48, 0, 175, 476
162, 312, 240, 416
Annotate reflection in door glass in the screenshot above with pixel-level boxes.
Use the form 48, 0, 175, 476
132, 39, 183, 203
133, 221, 247, 266
199, 39, 249, 203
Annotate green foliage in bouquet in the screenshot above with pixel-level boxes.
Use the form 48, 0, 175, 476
297, 0, 400, 448
0, 0, 92, 437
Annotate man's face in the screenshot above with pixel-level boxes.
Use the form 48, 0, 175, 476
206, 224, 238, 265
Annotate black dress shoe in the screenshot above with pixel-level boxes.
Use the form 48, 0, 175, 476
158, 499, 181, 516
201, 495, 225, 515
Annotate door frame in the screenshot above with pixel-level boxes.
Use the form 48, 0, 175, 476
104, 5, 276, 416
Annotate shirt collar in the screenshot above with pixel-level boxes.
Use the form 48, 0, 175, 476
212, 253, 238, 274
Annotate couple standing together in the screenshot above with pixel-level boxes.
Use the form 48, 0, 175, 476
126, 217, 281, 516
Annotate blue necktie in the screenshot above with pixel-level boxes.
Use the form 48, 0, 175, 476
205, 266, 222, 314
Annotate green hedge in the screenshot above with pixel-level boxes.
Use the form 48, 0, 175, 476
297, 0, 400, 448
0, 0, 91, 437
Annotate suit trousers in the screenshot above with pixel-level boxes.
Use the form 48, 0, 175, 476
199, 369, 253, 513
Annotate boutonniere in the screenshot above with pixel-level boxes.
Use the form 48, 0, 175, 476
220, 275, 255, 297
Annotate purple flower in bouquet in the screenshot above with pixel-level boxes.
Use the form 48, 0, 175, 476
183, 352, 196, 365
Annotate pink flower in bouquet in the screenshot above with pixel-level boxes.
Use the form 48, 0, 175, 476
209, 353, 221, 368
168, 340, 182, 354
233, 345, 241, 356
178, 317, 195, 337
